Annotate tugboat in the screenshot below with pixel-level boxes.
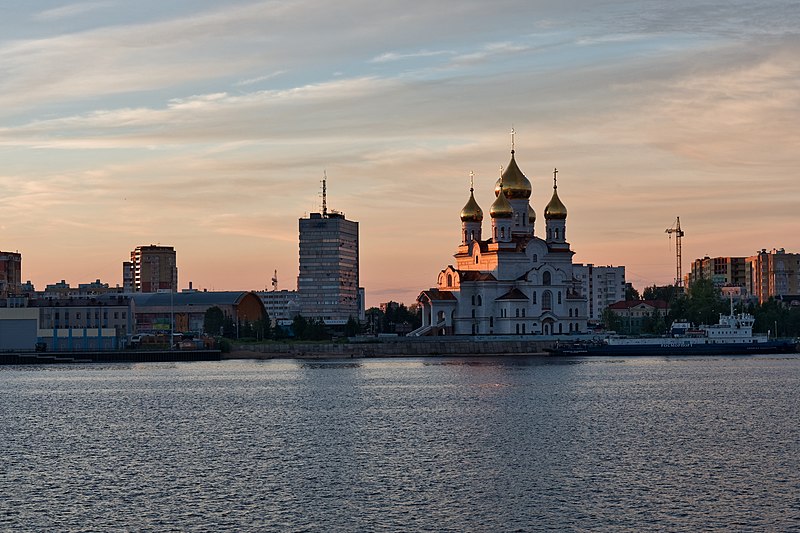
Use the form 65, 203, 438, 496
549, 309, 796, 356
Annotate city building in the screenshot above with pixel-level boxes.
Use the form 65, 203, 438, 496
688, 256, 747, 288
606, 300, 669, 334
573, 264, 626, 324
127, 245, 177, 293
0, 251, 22, 296
131, 291, 266, 335
746, 248, 800, 304
257, 289, 300, 326
414, 145, 588, 336
297, 197, 361, 325
0, 308, 38, 351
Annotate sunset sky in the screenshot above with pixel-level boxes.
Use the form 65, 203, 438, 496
1, 1, 798, 307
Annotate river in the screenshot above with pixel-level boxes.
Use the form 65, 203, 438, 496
2, 355, 799, 531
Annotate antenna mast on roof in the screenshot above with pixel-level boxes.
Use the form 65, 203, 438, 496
321, 170, 328, 218
271, 269, 278, 291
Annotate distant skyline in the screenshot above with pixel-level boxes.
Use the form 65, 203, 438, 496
1, 1, 798, 307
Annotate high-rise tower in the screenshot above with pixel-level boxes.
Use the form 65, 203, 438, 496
297, 175, 360, 324
127, 245, 177, 293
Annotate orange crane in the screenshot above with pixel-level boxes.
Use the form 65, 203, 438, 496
665, 217, 685, 288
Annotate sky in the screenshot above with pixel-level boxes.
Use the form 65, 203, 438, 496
1, 0, 798, 307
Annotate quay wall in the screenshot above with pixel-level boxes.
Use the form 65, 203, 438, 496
230, 338, 557, 359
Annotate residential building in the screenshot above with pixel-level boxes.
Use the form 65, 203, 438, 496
0, 251, 22, 296
688, 256, 747, 288
573, 264, 626, 324
747, 248, 800, 304
257, 289, 300, 326
415, 145, 588, 336
128, 245, 177, 293
298, 208, 360, 325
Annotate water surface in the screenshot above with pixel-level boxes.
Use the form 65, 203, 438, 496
2, 355, 799, 531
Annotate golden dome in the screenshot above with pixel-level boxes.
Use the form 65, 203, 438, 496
544, 170, 567, 220
490, 186, 513, 219
528, 204, 536, 224
494, 151, 531, 200
460, 189, 483, 222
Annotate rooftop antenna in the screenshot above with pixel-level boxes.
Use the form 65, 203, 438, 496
321, 170, 328, 218
271, 269, 278, 291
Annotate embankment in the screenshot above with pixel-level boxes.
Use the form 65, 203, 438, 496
229, 337, 556, 359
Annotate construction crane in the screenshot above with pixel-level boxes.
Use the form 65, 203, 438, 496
665, 217, 685, 288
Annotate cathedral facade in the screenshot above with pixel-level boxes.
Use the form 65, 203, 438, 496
414, 147, 588, 336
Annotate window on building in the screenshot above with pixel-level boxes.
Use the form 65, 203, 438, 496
558, 292, 562, 304
543, 271, 551, 285
543, 291, 552, 310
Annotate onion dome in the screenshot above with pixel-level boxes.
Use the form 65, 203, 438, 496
460, 188, 483, 222
528, 204, 536, 224
544, 169, 567, 220
494, 151, 531, 200
490, 186, 513, 219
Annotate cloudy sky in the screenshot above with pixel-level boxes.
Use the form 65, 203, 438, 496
1, 0, 798, 306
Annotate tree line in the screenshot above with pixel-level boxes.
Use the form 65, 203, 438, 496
606, 278, 800, 337
202, 301, 422, 342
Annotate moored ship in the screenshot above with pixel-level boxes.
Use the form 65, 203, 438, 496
549, 311, 797, 356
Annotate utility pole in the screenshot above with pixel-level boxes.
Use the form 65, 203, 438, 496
665, 217, 685, 288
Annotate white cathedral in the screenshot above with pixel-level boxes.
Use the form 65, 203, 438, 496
414, 145, 588, 336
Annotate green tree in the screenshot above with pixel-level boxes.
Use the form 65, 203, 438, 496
601, 308, 624, 333
344, 316, 361, 337
625, 284, 640, 301
204, 306, 225, 336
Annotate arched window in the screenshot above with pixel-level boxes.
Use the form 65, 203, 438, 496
447, 274, 453, 287
475, 255, 479, 264
515, 308, 520, 318
533, 254, 538, 263
500, 227, 505, 239
489, 316, 494, 327
531, 292, 537, 304
542, 291, 552, 310
516, 324, 520, 334
558, 291, 562, 304
522, 308, 526, 318
471, 295, 475, 306
554, 228, 559, 240
543, 271, 551, 285
559, 323, 563, 334
522, 324, 526, 334
569, 308, 573, 317
476, 295, 482, 306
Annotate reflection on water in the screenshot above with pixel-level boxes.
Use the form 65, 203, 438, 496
2, 355, 799, 532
